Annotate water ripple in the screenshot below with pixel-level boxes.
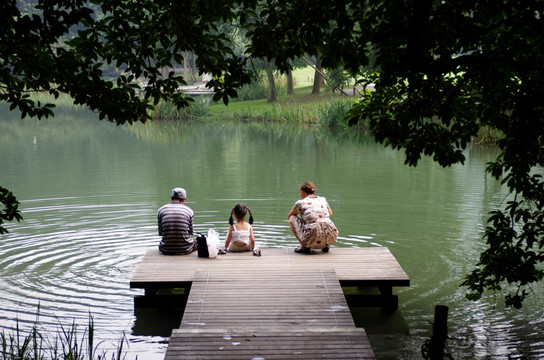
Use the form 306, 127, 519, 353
1, 185, 543, 359
0, 198, 155, 357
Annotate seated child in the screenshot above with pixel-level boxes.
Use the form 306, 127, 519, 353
224, 203, 255, 252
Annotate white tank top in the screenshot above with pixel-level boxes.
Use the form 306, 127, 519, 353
231, 224, 251, 245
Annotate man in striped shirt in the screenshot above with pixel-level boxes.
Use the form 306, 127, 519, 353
157, 187, 197, 255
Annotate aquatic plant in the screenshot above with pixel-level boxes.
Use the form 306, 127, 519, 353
152, 96, 210, 123
316, 99, 354, 129
1, 313, 130, 360
273, 104, 308, 124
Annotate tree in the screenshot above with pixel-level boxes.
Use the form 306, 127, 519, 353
1, 0, 255, 231
286, 61, 294, 95
2, 0, 544, 308
265, 59, 277, 102
1, 0, 253, 123
286, 57, 308, 94
0, 187, 22, 235
311, 55, 324, 95
324, 67, 350, 94
247, 0, 544, 308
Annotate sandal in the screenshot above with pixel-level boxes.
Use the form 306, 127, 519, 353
294, 247, 311, 254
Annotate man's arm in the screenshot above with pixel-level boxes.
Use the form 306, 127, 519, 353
157, 210, 163, 236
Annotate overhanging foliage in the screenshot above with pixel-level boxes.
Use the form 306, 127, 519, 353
2, 0, 544, 307
1, 0, 254, 124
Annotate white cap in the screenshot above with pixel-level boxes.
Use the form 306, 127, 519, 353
171, 187, 187, 199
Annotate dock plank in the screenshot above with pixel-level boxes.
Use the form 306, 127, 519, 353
181, 269, 355, 331
166, 329, 374, 359
131, 247, 410, 359
166, 268, 374, 359
130, 247, 410, 289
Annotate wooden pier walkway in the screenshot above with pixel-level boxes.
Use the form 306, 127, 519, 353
130, 247, 410, 359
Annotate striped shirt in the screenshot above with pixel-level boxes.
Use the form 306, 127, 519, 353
157, 202, 195, 255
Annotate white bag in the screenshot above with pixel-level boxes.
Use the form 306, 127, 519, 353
206, 228, 220, 258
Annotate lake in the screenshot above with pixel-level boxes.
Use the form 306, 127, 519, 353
1, 106, 543, 359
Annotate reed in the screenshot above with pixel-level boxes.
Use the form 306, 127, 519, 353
152, 96, 210, 122
128, 117, 201, 143
212, 98, 353, 126
473, 125, 502, 145
139, 96, 353, 130
315, 99, 354, 129
274, 74, 288, 97
1, 314, 130, 360
272, 104, 310, 124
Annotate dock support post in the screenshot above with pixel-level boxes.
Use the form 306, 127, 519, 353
378, 285, 398, 311
430, 305, 448, 360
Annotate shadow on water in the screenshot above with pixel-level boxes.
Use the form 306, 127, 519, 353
133, 307, 185, 338
133, 307, 184, 338
351, 307, 409, 335
132, 287, 187, 338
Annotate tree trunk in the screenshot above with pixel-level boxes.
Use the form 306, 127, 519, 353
183, 51, 189, 81
190, 52, 197, 82
266, 60, 277, 103
312, 55, 323, 95
287, 59, 295, 94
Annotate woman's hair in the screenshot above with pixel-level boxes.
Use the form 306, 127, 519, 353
300, 181, 316, 195
229, 203, 254, 225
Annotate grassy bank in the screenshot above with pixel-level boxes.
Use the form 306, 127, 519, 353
204, 85, 355, 126
15, 73, 500, 144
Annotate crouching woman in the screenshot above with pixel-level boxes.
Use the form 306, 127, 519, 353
288, 181, 338, 254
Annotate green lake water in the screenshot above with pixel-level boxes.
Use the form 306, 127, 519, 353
1, 106, 543, 359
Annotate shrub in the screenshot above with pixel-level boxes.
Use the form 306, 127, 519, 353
316, 99, 353, 129
235, 77, 268, 101
153, 96, 210, 122
234, 72, 287, 102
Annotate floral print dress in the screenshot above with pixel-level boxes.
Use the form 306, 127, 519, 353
293, 196, 338, 249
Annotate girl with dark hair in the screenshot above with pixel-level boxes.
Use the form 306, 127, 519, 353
288, 181, 338, 254
223, 203, 256, 252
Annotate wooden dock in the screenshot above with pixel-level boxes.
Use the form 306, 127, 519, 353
130, 247, 410, 359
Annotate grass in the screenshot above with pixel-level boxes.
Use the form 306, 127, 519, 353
292, 67, 316, 88
224, 85, 346, 109
205, 85, 354, 125
1, 313, 130, 360
15, 67, 353, 127
126, 83, 358, 142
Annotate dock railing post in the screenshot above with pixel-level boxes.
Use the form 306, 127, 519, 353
430, 305, 448, 360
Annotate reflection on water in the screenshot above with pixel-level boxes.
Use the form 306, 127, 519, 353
133, 307, 184, 337
1, 107, 543, 359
